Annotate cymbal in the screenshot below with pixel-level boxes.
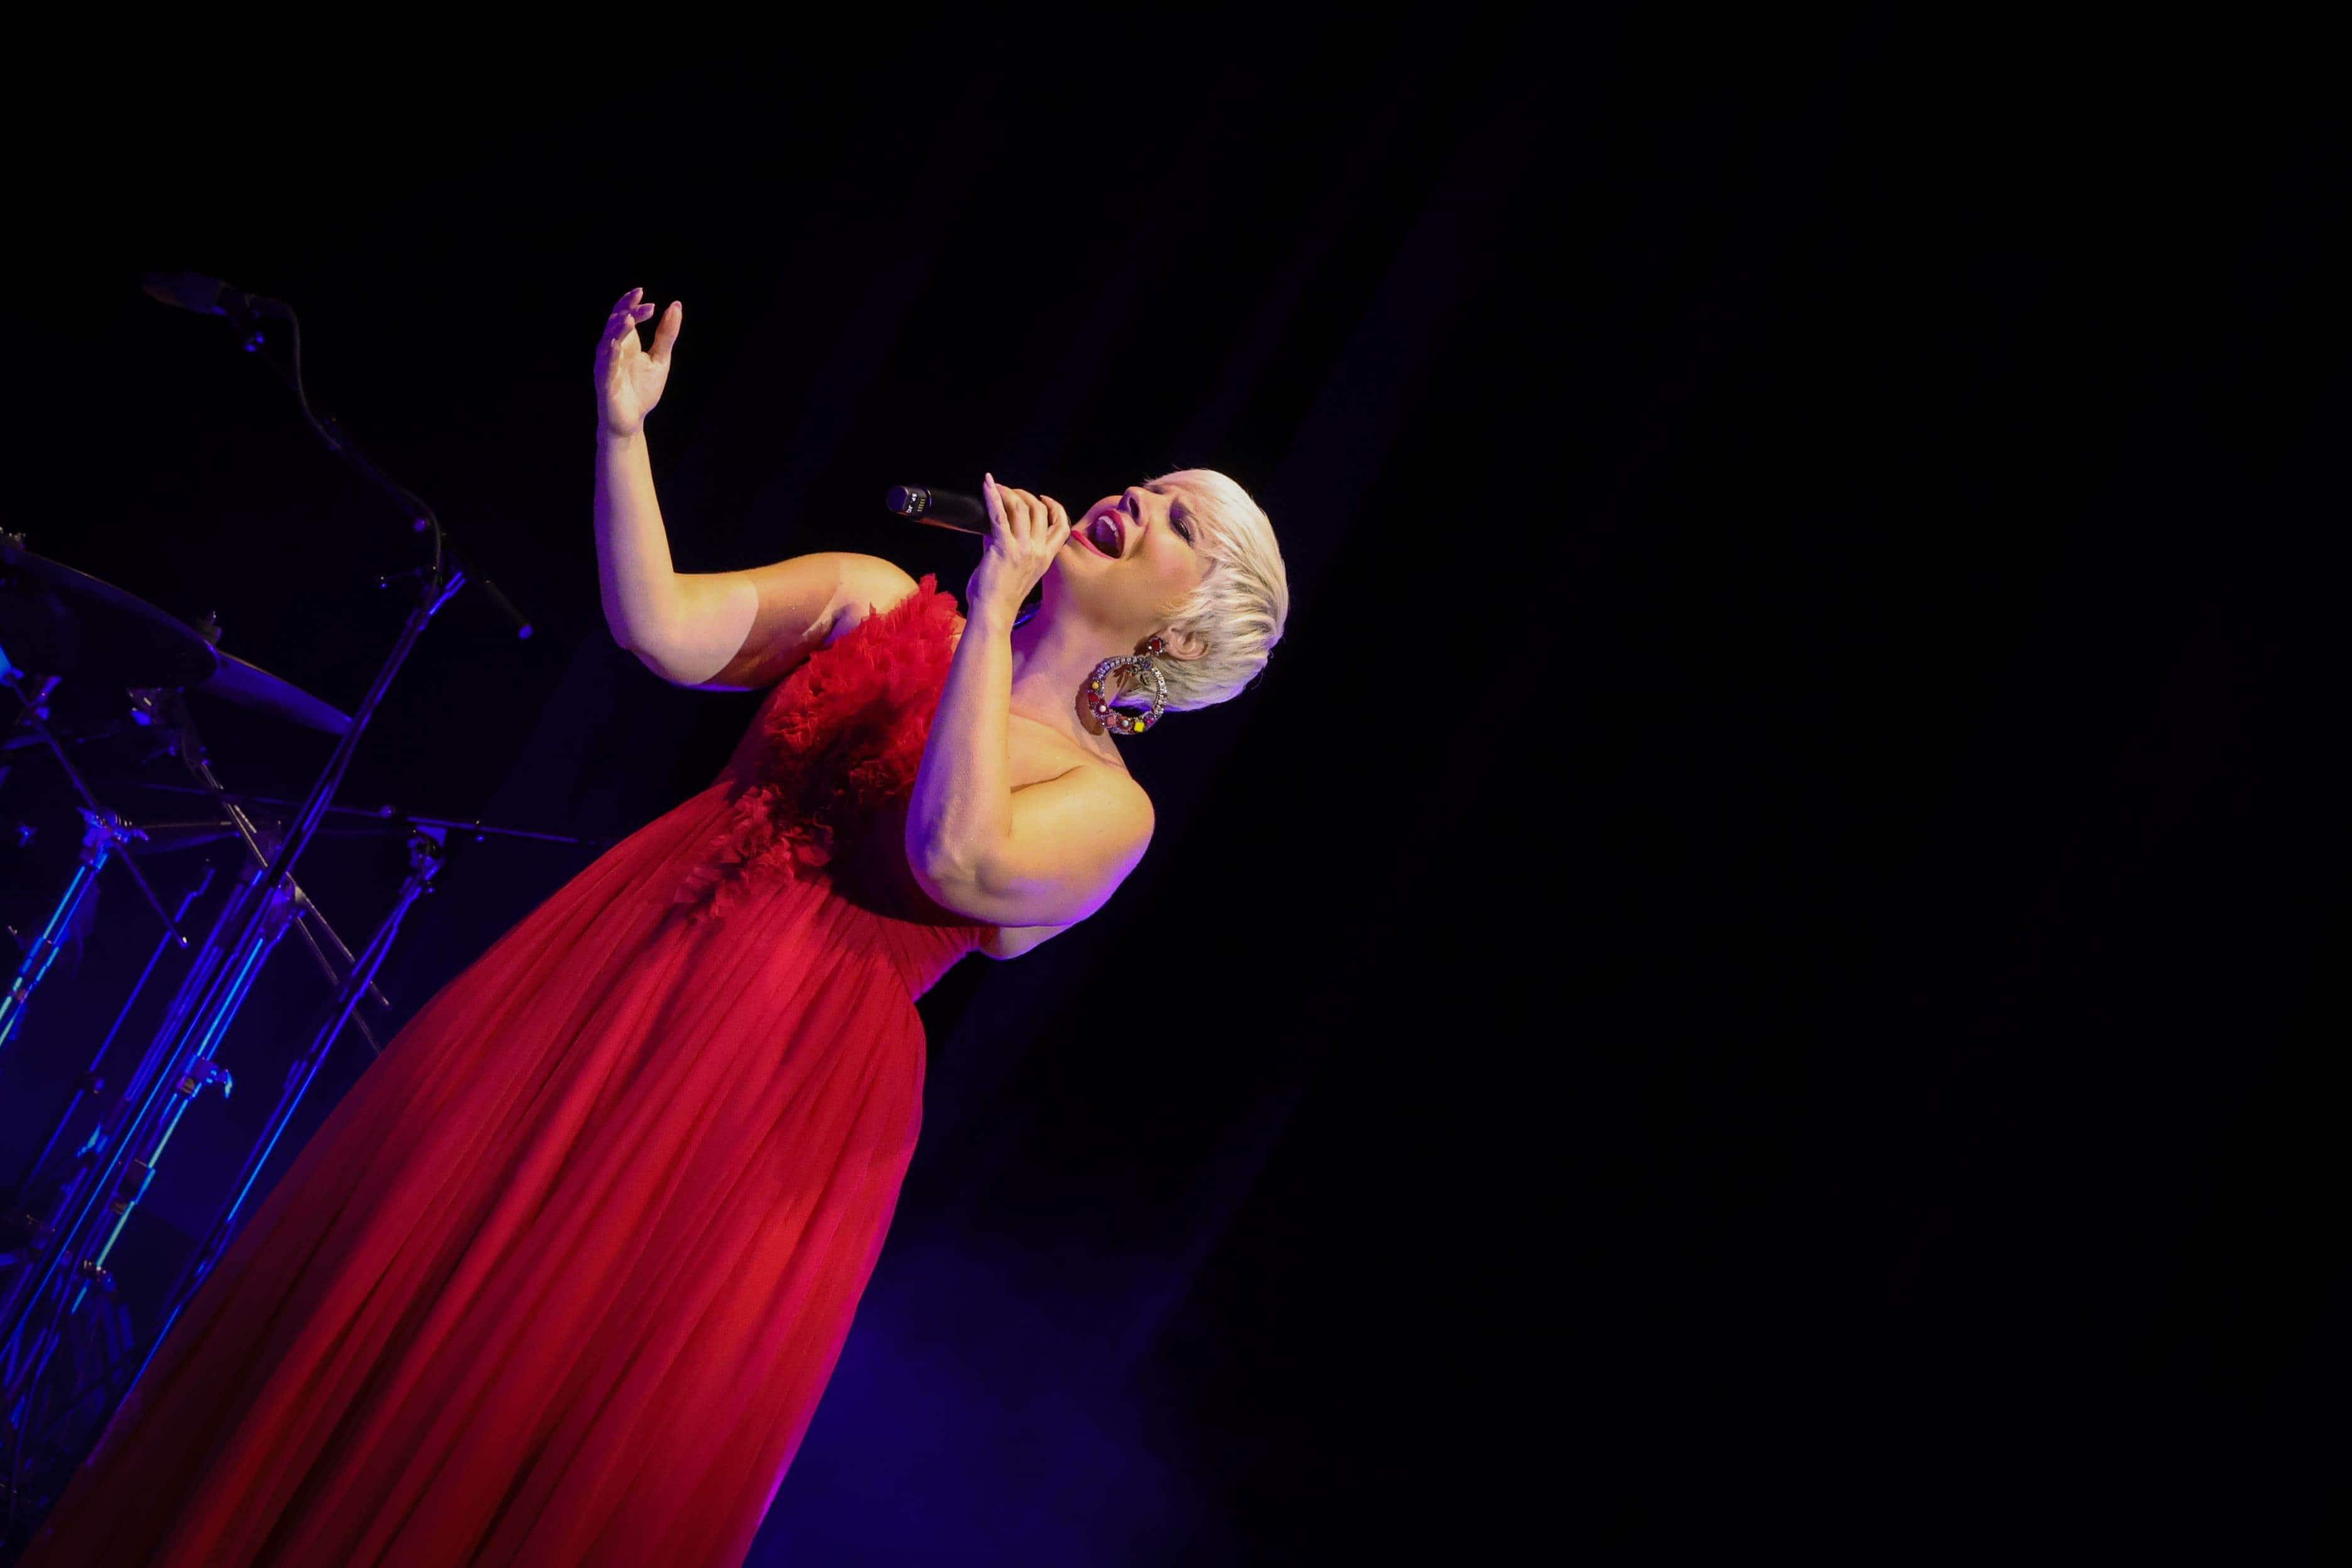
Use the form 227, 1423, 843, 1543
0, 536, 214, 689
0, 538, 351, 736
204, 651, 354, 736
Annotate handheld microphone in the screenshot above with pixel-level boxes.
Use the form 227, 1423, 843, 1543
883, 484, 989, 535
885, 482, 1044, 626
141, 271, 292, 321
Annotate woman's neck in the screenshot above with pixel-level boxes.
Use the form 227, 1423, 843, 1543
1006, 602, 1132, 747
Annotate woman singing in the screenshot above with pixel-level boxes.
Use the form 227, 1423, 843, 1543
23, 287, 1290, 1567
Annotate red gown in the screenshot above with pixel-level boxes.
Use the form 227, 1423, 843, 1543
23, 575, 990, 1567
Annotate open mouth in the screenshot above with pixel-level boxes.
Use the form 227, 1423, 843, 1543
1083, 513, 1124, 557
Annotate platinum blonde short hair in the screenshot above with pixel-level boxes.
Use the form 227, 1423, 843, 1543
1148, 468, 1290, 712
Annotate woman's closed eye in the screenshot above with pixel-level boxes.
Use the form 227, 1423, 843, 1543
1125, 487, 1194, 543
1148, 493, 1193, 543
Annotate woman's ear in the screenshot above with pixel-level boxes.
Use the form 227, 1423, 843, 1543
1157, 626, 1209, 662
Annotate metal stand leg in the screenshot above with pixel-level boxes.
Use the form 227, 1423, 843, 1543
0, 856, 289, 1414
0, 812, 135, 1056
1, 577, 463, 1532
125, 824, 447, 1403
6, 868, 216, 1226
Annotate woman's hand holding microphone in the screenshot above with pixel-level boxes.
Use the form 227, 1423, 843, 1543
967, 474, 1073, 629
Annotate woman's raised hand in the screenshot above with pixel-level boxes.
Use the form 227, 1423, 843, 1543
595, 287, 682, 438
970, 474, 1074, 623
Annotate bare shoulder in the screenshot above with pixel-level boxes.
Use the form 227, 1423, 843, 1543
1011, 738, 1150, 821
979, 741, 1152, 961
818, 555, 924, 646
1001, 754, 1153, 856
1078, 756, 1153, 832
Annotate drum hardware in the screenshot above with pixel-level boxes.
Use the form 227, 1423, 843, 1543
0, 674, 59, 798
124, 778, 624, 852
122, 822, 449, 1407
0, 795, 596, 1531
0, 650, 185, 955
0, 667, 405, 1516
1, 280, 545, 1540
0, 538, 354, 740
0, 528, 379, 1035
3, 866, 217, 1279
0, 812, 148, 1057
137, 686, 397, 1034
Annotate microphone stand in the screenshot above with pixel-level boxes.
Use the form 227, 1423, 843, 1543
0, 287, 534, 1533
214, 288, 535, 640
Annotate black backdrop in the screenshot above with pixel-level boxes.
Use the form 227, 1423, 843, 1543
3, 14, 2344, 1559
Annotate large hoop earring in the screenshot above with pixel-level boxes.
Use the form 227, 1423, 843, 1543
1083, 634, 1170, 736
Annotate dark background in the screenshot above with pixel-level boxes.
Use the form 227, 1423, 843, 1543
3, 14, 2344, 1559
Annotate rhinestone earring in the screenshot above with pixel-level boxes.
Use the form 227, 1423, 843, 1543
1082, 634, 1170, 736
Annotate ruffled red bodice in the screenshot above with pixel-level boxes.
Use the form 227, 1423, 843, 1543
673, 572, 970, 922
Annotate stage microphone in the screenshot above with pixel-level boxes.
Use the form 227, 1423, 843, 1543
141, 271, 292, 321
883, 484, 989, 536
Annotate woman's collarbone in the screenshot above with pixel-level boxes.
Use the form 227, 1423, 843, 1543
1008, 709, 1126, 777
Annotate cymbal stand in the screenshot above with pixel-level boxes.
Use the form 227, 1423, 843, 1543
0, 570, 462, 1459
1, 689, 391, 1290
5, 866, 214, 1227
119, 821, 446, 1410
0, 810, 147, 1057
0, 655, 189, 1043
0, 839, 275, 1385
5, 285, 520, 1527
150, 689, 392, 1047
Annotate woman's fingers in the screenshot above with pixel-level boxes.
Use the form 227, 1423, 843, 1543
983, 476, 1070, 544
648, 299, 682, 365
605, 295, 671, 364
607, 289, 656, 344
986, 474, 1034, 533
968, 475, 1074, 616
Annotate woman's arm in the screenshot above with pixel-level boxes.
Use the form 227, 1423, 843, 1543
597, 433, 908, 686
906, 478, 1153, 928
594, 422, 751, 682
592, 288, 913, 688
